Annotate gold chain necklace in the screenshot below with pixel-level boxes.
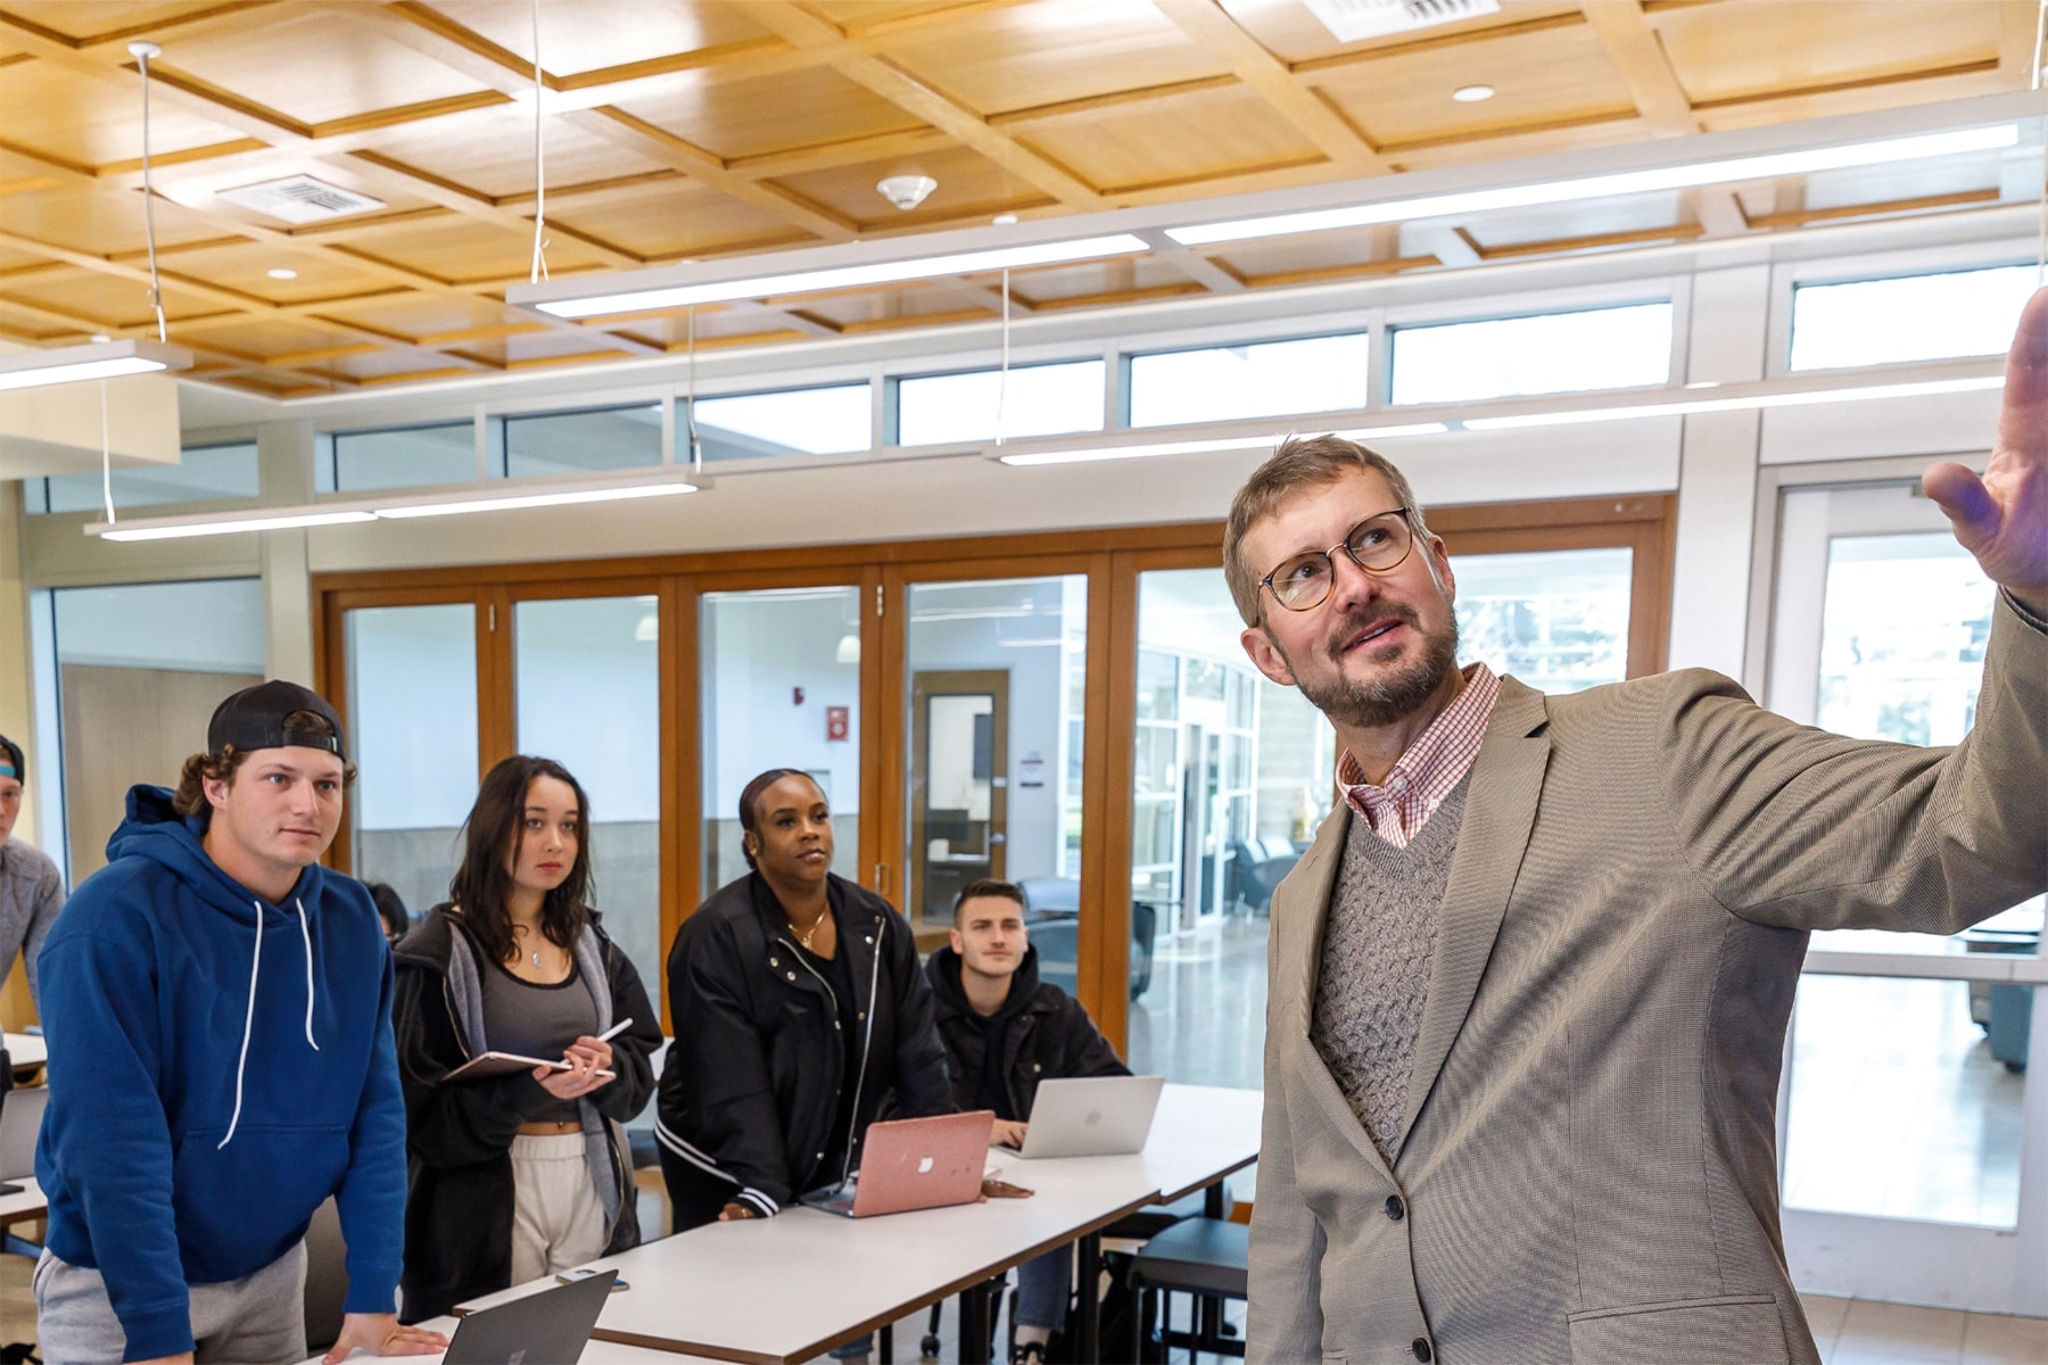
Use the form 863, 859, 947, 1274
791, 907, 829, 950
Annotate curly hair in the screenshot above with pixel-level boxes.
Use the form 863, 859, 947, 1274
171, 710, 356, 816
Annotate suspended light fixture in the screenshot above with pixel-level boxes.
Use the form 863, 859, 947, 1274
0, 339, 191, 392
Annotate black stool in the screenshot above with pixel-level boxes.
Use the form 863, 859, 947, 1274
1129, 1218, 1247, 1361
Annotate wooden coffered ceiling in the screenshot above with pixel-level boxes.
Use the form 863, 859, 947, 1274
0, 0, 2039, 399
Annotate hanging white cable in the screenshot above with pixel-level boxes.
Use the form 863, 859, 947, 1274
994, 268, 1011, 447
686, 305, 702, 473
2034, 0, 2047, 283
528, 0, 549, 284
129, 42, 167, 344
99, 380, 116, 526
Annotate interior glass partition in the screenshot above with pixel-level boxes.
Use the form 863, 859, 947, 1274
901, 576, 1088, 950
699, 587, 864, 898
514, 595, 664, 993
344, 603, 479, 926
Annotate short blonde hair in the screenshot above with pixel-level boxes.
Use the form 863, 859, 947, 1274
1222, 435, 1431, 626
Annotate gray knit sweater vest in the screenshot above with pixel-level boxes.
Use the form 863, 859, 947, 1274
1311, 775, 1471, 1163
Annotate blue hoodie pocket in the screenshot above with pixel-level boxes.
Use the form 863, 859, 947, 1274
173, 1124, 351, 1282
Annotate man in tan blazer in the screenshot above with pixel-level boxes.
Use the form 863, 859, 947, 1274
1230, 293, 2048, 1365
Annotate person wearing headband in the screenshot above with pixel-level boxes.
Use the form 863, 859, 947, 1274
32, 680, 447, 1365
0, 731, 63, 1013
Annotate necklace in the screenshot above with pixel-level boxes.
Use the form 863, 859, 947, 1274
792, 906, 829, 950
512, 923, 545, 969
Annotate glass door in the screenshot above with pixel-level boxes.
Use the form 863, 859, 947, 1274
511, 592, 665, 993
340, 600, 481, 924
1766, 478, 2048, 1314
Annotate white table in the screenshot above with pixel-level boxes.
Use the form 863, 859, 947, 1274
310, 1315, 719, 1364
0, 1175, 45, 1229
4, 1032, 45, 1075
456, 1084, 1261, 1364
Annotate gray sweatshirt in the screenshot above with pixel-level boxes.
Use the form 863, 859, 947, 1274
0, 836, 64, 1009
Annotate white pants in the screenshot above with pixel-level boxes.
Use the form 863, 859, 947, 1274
509, 1131, 608, 1287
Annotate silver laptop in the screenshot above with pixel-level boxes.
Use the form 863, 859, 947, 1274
445, 1268, 615, 1363
1018, 1075, 1165, 1159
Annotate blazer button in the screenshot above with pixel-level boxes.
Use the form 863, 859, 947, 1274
1411, 1339, 1432, 1363
1384, 1195, 1405, 1222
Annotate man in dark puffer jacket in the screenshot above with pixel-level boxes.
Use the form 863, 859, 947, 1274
926, 879, 1128, 1365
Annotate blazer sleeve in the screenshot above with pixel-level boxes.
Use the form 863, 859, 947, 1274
392, 960, 557, 1168
590, 939, 662, 1126
885, 912, 955, 1119
1664, 591, 2048, 933
666, 917, 796, 1214
1245, 978, 1327, 1365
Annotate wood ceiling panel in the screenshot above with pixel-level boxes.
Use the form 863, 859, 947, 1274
546, 181, 808, 261
362, 103, 665, 200
453, 328, 635, 367
420, 0, 774, 78
322, 344, 487, 382
1656, 1, 2002, 105
1016, 88, 1323, 195
316, 291, 526, 340
1209, 228, 1424, 281
0, 56, 254, 164
1693, 67, 2016, 133
341, 215, 605, 285
162, 6, 496, 128
1389, 112, 1650, 172
137, 238, 399, 301
608, 66, 931, 163
788, 277, 998, 328
884, 0, 1224, 116
0, 264, 225, 327
764, 143, 1055, 231
1, 0, 266, 43
0, 183, 224, 256
178, 314, 378, 359
1312, 19, 1634, 150
1214, 0, 1584, 66
1000, 255, 1199, 306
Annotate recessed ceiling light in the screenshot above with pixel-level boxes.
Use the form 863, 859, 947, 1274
267, 267, 298, 280
1452, 85, 1495, 103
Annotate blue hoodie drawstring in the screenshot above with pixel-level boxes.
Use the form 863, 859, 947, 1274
219, 900, 265, 1150
297, 898, 319, 1052
219, 898, 321, 1150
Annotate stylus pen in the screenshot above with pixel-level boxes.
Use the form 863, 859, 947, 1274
595, 1017, 633, 1043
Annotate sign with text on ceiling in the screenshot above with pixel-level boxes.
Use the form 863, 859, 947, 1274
826, 706, 850, 741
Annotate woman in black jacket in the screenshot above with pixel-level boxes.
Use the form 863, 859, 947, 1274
655, 767, 953, 1231
393, 755, 662, 1322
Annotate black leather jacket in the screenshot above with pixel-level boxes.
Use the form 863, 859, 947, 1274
655, 872, 953, 1216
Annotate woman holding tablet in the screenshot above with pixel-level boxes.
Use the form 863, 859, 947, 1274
393, 755, 662, 1321
655, 767, 954, 1232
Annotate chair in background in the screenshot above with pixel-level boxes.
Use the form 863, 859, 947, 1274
302, 1197, 349, 1355
1127, 1216, 1248, 1362
1019, 879, 1158, 1003
1226, 838, 1300, 917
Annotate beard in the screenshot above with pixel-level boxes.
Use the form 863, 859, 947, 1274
1289, 602, 1460, 731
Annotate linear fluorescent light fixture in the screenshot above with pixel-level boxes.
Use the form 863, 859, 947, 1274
1462, 374, 2002, 430
992, 422, 1447, 467
1167, 124, 2019, 246
87, 476, 699, 540
0, 339, 192, 392
94, 508, 379, 541
523, 234, 1151, 319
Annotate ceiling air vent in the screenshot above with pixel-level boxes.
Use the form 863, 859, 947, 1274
1301, 0, 1500, 43
216, 175, 386, 225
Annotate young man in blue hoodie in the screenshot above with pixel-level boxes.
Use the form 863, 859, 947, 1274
33, 681, 448, 1365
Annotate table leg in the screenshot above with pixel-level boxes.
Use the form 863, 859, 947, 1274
960, 1281, 994, 1365
1077, 1232, 1101, 1363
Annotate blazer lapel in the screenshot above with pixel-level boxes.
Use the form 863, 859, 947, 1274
1394, 677, 1552, 1159
1272, 802, 1400, 1184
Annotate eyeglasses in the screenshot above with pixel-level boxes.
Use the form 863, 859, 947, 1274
1259, 508, 1416, 613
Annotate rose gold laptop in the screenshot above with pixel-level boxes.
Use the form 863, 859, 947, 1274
802, 1110, 992, 1218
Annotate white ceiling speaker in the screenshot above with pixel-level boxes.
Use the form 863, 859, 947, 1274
876, 174, 938, 211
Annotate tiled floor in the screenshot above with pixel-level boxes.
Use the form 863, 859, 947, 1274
1803, 1293, 2048, 1365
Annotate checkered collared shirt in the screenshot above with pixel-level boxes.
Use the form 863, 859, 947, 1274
1336, 661, 1502, 849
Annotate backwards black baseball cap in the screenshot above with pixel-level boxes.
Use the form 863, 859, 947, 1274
207, 680, 347, 762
